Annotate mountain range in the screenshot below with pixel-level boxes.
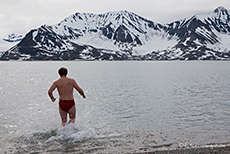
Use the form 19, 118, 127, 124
1, 6, 230, 61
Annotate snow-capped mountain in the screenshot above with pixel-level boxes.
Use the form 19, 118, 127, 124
155, 6, 230, 60
1, 6, 230, 60
3, 34, 24, 42
0, 34, 23, 54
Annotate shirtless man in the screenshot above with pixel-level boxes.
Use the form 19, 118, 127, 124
48, 67, 86, 126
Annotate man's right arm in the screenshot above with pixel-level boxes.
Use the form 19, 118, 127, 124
73, 80, 86, 98
48, 82, 57, 102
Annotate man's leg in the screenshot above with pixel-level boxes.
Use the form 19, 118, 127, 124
68, 105, 76, 124
59, 108, 68, 126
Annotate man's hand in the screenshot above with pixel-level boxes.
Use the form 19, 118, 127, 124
51, 98, 56, 102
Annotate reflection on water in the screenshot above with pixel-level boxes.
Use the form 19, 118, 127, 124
1, 61, 230, 153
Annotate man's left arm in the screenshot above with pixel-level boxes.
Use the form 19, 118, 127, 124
48, 82, 57, 102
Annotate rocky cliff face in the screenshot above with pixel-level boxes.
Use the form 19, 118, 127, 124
1, 6, 230, 60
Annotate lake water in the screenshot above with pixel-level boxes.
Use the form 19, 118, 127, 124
1, 61, 230, 153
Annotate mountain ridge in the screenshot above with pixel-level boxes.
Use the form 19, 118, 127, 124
1, 6, 230, 61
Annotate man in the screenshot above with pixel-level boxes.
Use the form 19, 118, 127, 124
48, 67, 86, 126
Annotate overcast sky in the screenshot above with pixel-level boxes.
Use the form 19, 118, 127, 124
0, 0, 230, 38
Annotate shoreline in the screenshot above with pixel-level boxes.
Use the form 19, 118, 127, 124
139, 145, 230, 154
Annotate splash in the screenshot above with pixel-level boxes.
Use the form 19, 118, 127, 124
47, 123, 97, 142
12, 123, 98, 153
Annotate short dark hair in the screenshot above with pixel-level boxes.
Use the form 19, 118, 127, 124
58, 67, 68, 76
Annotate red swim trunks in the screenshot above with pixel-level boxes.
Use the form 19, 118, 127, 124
59, 100, 75, 112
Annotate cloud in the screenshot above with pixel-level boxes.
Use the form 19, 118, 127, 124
0, 0, 230, 39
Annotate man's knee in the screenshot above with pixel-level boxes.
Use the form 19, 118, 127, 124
68, 118, 75, 124
69, 113, 75, 119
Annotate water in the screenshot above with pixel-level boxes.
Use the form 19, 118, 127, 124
1, 61, 230, 153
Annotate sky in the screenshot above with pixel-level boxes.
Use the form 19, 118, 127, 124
0, 0, 230, 39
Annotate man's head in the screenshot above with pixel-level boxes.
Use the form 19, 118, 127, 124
58, 67, 68, 77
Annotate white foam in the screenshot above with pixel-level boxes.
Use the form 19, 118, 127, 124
47, 123, 97, 143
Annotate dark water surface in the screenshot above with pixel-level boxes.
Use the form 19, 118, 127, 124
1, 61, 230, 153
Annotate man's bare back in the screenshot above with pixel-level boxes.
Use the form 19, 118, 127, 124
50, 76, 84, 100
48, 67, 86, 126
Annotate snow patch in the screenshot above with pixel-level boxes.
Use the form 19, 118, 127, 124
133, 36, 178, 55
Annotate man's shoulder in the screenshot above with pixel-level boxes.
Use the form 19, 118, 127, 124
53, 79, 60, 85
66, 77, 76, 83
67, 77, 75, 81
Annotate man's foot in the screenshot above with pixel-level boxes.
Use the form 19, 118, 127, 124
62, 122, 67, 126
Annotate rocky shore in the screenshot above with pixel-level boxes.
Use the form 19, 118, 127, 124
139, 145, 230, 154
